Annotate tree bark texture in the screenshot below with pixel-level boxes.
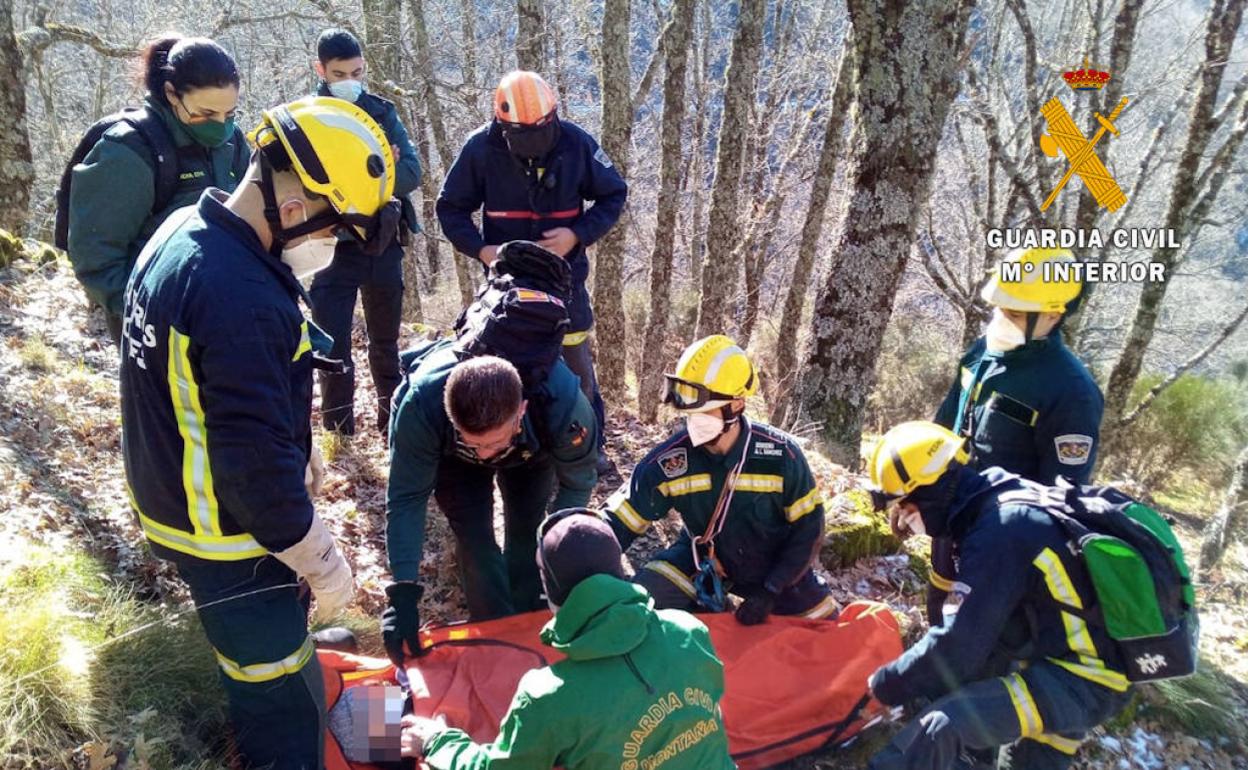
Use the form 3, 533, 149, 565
593, 0, 632, 401
1200, 443, 1248, 578
516, 0, 545, 71
692, 0, 765, 339
0, 0, 34, 234
361, 0, 400, 84
769, 41, 856, 425
1102, 0, 1246, 441
638, 0, 697, 423
792, 0, 976, 466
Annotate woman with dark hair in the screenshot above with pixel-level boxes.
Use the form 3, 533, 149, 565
67, 34, 250, 343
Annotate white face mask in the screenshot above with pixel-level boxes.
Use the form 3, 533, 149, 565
282, 236, 338, 279
327, 79, 364, 102
985, 308, 1028, 352
686, 411, 726, 447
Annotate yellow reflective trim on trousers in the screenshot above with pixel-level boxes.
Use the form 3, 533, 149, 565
784, 488, 822, 522
1002, 673, 1044, 738
929, 571, 955, 592
658, 473, 713, 498
563, 330, 590, 347
611, 497, 648, 535
215, 636, 315, 684
1048, 657, 1130, 692
126, 482, 268, 561
292, 320, 311, 361
802, 594, 840, 619
168, 328, 221, 537
736, 474, 784, 494
645, 561, 696, 598
1030, 732, 1082, 755
1033, 548, 1084, 609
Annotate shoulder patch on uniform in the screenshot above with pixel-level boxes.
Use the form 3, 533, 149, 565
1054, 434, 1094, 465
593, 147, 613, 168
657, 448, 688, 478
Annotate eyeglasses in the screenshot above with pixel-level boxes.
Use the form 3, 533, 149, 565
456, 413, 523, 456
176, 94, 242, 125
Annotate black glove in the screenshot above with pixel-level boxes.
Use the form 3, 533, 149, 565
381, 582, 424, 667
735, 587, 777, 626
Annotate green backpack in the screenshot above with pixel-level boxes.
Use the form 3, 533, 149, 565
1006, 482, 1199, 682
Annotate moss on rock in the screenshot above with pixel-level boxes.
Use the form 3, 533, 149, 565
821, 488, 903, 569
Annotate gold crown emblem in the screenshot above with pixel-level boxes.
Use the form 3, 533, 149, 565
1063, 58, 1111, 91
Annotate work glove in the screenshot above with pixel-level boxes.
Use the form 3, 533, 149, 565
382, 582, 425, 667
735, 586, 778, 626
272, 511, 355, 623
305, 442, 325, 498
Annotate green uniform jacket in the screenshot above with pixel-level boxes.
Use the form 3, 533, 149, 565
605, 419, 825, 594
68, 97, 249, 315
386, 344, 599, 581
423, 575, 737, 770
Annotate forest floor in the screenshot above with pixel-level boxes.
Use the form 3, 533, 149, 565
1, 251, 1246, 769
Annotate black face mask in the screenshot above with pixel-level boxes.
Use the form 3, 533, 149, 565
502, 119, 560, 162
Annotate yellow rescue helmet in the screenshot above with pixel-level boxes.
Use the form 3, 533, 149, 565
663, 335, 758, 412
868, 421, 969, 498
248, 96, 395, 237
980, 248, 1082, 313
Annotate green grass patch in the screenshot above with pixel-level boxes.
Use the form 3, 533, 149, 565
0, 547, 230, 769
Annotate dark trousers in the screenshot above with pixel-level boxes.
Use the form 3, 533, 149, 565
310, 245, 404, 436
433, 455, 556, 620
177, 557, 326, 770
869, 660, 1132, 770
636, 541, 840, 619
561, 336, 606, 450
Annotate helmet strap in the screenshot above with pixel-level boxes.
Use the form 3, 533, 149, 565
1024, 311, 1040, 342
257, 149, 287, 259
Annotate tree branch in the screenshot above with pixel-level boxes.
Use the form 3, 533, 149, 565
1117, 300, 1248, 428
18, 22, 136, 59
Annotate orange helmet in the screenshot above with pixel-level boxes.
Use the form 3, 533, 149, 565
494, 71, 558, 126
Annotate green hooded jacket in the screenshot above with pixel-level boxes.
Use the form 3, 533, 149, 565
67, 96, 249, 316
422, 576, 737, 770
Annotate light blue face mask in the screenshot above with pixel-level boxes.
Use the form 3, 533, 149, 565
327, 79, 364, 102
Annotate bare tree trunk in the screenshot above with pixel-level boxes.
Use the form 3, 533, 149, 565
686, 4, 711, 283
792, 0, 976, 466
638, 0, 696, 423
0, 0, 33, 234
401, 101, 428, 322
770, 42, 855, 425
692, 0, 765, 339
1200, 443, 1248, 578
1102, 0, 1246, 447
361, 0, 400, 84
461, 0, 478, 90
594, 0, 632, 401
516, 0, 545, 71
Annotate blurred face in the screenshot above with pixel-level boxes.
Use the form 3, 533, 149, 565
317, 56, 366, 84
456, 401, 526, 460
165, 83, 240, 124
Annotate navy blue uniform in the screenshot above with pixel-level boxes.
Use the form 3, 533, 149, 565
927, 333, 1103, 626
436, 119, 627, 450
605, 420, 838, 619
121, 191, 325, 769
310, 85, 422, 436
387, 344, 599, 619
869, 469, 1131, 770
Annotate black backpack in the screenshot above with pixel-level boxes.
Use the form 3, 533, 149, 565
54, 107, 178, 251
1001, 481, 1198, 682
452, 241, 572, 390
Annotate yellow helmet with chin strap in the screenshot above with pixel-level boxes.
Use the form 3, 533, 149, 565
868, 421, 969, 499
981, 248, 1082, 313
664, 335, 758, 412
248, 96, 395, 243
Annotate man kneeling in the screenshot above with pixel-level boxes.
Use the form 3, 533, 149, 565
401, 509, 737, 769
865, 422, 1132, 769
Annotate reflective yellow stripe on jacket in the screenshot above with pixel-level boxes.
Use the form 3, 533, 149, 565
658, 473, 713, 498
784, 488, 822, 522
168, 327, 221, 537
292, 320, 311, 361
1032, 547, 1130, 692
